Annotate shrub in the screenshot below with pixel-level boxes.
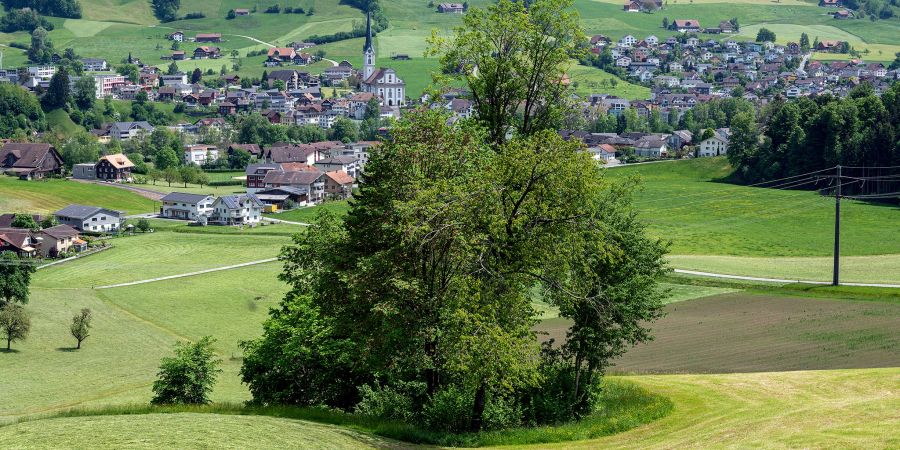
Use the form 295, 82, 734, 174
183, 12, 205, 19
354, 381, 425, 422
422, 386, 473, 433
151, 336, 222, 405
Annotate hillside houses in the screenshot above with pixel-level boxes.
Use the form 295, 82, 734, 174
0, 143, 63, 180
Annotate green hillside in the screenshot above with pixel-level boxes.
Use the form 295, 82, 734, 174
0, 175, 158, 214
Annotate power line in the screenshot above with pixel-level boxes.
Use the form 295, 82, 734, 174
630, 166, 837, 206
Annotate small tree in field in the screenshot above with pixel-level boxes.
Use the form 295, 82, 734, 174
137, 218, 151, 233
151, 336, 221, 405
0, 304, 31, 351
70, 308, 92, 349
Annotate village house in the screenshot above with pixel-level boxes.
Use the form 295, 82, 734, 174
263, 144, 320, 165
210, 195, 263, 225
0, 228, 38, 258
261, 170, 325, 204
38, 225, 85, 257
323, 170, 354, 199
169, 31, 184, 42
160, 193, 215, 220
314, 156, 361, 179
104, 121, 155, 140
633, 135, 670, 158
698, 128, 731, 157
54, 205, 124, 233
0, 143, 63, 180
184, 144, 220, 165
228, 143, 263, 159
437, 3, 465, 13
245, 163, 284, 194
96, 153, 135, 182
235, 8, 250, 15
588, 143, 618, 163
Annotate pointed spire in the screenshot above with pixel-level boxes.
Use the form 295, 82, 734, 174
363, 10, 373, 52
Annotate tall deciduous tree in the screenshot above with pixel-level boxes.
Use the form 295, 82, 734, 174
429, 0, 586, 145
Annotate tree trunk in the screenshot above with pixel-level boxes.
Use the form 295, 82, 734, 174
470, 383, 487, 432
6, 338, 10, 350
76, 339, 81, 349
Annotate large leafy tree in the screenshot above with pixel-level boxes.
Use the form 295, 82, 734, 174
0, 304, 31, 351
428, 0, 586, 145
242, 0, 667, 433
0, 252, 36, 306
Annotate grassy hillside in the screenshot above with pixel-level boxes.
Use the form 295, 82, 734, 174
609, 158, 900, 257
0, 176, 158, 214
0, 413, 400, 448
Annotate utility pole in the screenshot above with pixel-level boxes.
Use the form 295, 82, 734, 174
833, 165, 841, 286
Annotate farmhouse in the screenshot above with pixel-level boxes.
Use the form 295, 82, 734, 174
195, 33, 222, 43
96, 153, 134, 182
698, 128, 731, 157
210, 195, 263, 225
38, 225, 85, 257
672, 19, 701, 33
816, 40, 845, 52
169, 31, 184, 42
54, 205, 124, 233
437, 3, 465, 13
235, 8, 250, 15
253, 186, 308, 208
193, 46, 221, 59
0, 143, 63, 180
160, 193, 215, 220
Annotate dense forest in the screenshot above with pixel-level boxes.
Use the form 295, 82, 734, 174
728, 83, 900, 191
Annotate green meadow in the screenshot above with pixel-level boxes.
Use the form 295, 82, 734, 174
0, 175, 158, 214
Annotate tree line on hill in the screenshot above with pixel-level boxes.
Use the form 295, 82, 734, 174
233, 0, 667, 436
0, 7, 53, 33
728, 83, 900, 186
1, 0, 81, 18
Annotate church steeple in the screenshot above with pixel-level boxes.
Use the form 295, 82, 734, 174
362, 10, 376, 80
363, 10, 373, 53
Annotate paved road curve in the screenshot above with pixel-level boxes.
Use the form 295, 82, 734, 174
673, 269, 900, 288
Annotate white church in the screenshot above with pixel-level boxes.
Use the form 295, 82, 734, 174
359, 11, 406, 107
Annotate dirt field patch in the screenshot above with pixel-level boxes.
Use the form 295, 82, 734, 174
536, 293, 900, 374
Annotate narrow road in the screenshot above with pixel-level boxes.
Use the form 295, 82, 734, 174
150, 24, 276, 47
95, 258, 278, 289
673, 269, 900, 288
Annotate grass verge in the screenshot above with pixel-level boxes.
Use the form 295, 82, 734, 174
0, 378, 670, 448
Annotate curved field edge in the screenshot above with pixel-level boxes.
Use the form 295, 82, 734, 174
0, 379, 672, 448
667, 253, 900, 285
523, 368, 900, 449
